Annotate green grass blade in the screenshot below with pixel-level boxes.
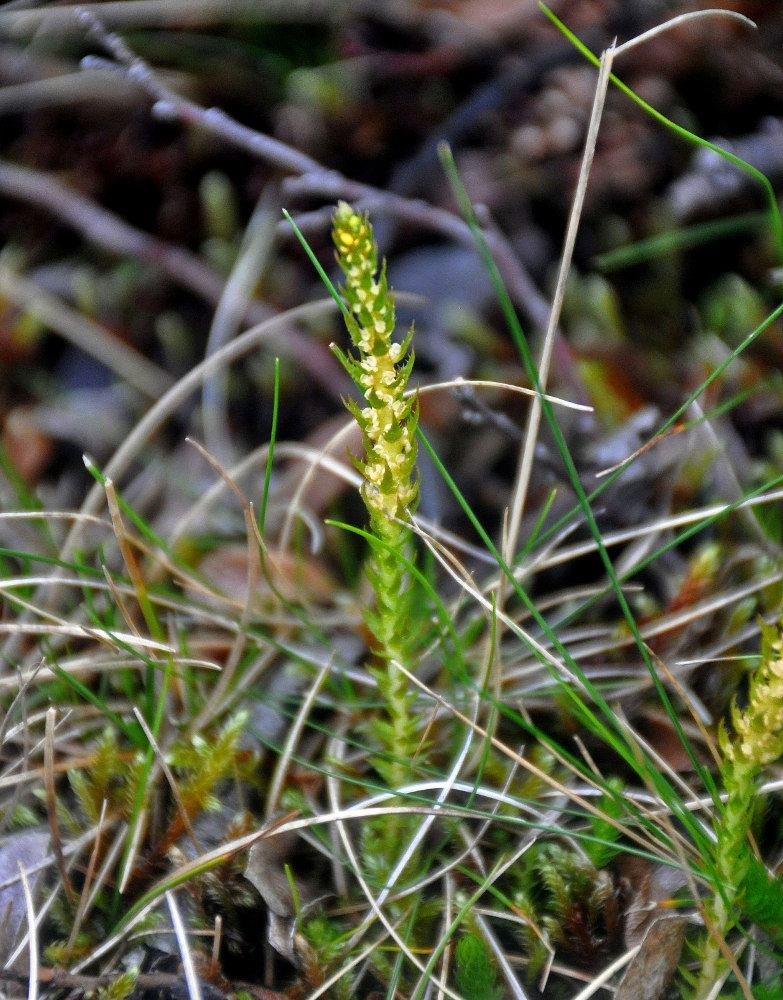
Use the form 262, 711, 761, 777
539, 2, 783, 263
259, 356, 280, 534
593, 211, 768, 273
283, 207, 351, 322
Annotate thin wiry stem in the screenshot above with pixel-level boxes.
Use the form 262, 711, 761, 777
613, 9, 756, 58
180, 439, 265, 738
471, 909, 530, 1000
202, 184, 280, 465
75, 13, 552, 333
0, 265, 172, 399
0, 297, 340, 670
265, 655, 332, 818
132, 709, 201, 852
18, 862, 38, 1000
166, 891, 204, 1000
0, 159, 344, 400
0, 0, 341, 36
325, 759, 467, 1000
64, 800, 108, 960
502, 45, 615, 569
44, 709, 74, 905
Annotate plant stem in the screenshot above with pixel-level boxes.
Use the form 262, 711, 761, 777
693, 620, 783, 998
330, 202, 420, 794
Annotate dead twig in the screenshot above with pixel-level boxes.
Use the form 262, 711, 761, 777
76, 9, 553, 334
0, 157, 346, 400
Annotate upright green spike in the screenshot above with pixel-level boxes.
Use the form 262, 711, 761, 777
331, 201, 421, 823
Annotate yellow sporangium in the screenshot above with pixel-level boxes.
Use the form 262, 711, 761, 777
331, 200, 418, 523
330, 201, 420, 801
692, 617, 783, 999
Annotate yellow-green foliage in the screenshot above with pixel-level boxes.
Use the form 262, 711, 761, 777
97, 968, 139, 1000
331, 201, 418, 525
48, 714, 253, 964
721, 622, 783, 773
168, 710, 251, 817
716, 619, 783, 896
455, 933, 503, 1000
510, 841, 615, 980
692, 619, 783, 999
68, 727, 141, 825
331, 202, 420, 793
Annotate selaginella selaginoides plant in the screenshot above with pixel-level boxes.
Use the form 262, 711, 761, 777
330, 201, 421, 830
691, 618, 783, 998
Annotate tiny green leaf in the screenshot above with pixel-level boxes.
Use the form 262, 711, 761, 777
455, 934, 502, 1000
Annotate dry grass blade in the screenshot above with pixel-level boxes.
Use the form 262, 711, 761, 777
0, 623, 174, 649
265, 655, 332, 818
64, 800, 109, 960
203, 184, 280, 465
117, 804, 148, 898
0, 266, 173, 400
503, 46, 615, 567
182, 438, 266, 735
411, 516, 571, 678
0, 3, 778, 995
43, 708, 74, 906
614, 9, 756, 57
470, 909, 530, 1000
17, 862, 38, 1000
132, 709, 200, 852
166, 890, 203, 1000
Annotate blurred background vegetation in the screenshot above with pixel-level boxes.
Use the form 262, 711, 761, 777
2, 2, 783, 998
